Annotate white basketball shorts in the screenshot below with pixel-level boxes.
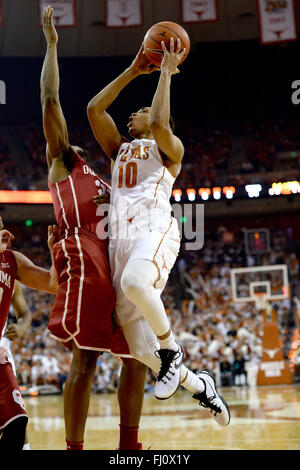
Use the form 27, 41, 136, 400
109, 212, 180, 326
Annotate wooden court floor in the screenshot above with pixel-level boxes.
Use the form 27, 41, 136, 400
24, 384, 300, 451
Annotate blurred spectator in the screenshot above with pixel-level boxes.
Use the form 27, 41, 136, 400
219, 356, 233, 386
232, 352, 247, 386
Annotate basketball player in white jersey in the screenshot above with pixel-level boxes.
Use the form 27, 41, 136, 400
88, 39, 230, 426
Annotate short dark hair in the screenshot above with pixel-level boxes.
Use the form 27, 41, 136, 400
77, 148, 89, 160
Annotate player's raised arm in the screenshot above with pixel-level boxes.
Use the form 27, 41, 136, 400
87, 43, 159, 160
149, 38, 185, 168
4, 281, 31, 341
40, 6, 69, 165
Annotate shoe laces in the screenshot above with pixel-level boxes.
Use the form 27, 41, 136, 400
194, 390, 221, 416
155, 348, 181, 383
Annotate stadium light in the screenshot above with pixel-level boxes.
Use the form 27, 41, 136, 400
186, 188, 196, 201
269, 181, 300, 196
223, 186, 236, 199
172, 189, 182, 202
245, 184, 262, 198
199, 188, 211, 200
212, 187, 221, 200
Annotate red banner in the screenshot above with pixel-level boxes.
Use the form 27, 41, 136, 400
181, 0, 219, 24
105, 0, 143, 28
257, 0, 297, 44
39, 0, 77, 27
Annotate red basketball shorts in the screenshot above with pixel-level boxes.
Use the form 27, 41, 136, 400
0, 362, 27, 431
49, 231, 129, 355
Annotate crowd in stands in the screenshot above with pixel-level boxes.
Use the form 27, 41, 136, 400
2, 116, 300, 392
1, 117, 300, 191
0, 135, 18, 190
6, 224, 299, 394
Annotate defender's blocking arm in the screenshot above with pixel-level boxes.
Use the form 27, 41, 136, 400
40, 6, 69, 163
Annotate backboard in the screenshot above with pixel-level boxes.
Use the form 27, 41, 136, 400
230, 264, 289, 303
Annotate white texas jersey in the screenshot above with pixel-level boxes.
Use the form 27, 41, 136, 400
110, 138, 177, 219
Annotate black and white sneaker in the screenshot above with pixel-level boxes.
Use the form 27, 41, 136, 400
193, 370, 230, 426
154, 340, 184, 400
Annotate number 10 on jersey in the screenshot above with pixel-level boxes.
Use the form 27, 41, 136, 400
118, 162, 137, 189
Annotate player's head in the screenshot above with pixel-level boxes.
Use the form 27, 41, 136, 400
71, 146, 89, 161
0, 216, 3, 231
128, 107, 175, 138
128, 107, 151, 138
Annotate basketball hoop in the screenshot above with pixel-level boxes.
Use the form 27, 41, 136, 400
253, 292, 268, 310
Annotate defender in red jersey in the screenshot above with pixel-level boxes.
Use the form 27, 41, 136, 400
40, 6, 147, 451
0, 219, 57, 450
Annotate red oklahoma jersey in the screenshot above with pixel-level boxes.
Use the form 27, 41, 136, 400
48, 153, 130, 355
49, 152, 110, 238
0, 250, 17, 340
0, 250, 27, 430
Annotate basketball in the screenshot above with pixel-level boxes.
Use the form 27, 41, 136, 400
143, 21, 190, 67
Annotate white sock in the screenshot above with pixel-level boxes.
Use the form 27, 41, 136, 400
22, 443, 31, 450
180, 366, 205, 394
120, 315, 205, 396
158, 330, 178, 352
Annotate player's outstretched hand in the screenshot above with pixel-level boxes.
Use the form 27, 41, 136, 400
0, 229, 14, 253
93, 194, 110, 206
0, 347, 8, 365
43, 5, 58, 45
4, 323, 27, 341
131, 43, 160, 75
161, 37, 186, 75
48, 224, 58, 252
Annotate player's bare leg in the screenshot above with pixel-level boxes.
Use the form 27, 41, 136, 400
117, 358, 147, 450
64, 342, 99, 450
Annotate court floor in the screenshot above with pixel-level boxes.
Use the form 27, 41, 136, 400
24, 383, 300, 450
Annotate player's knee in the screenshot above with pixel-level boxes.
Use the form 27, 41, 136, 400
121, 267, 145, 301
122, 357, 147, 374
130, 351, 160, 373
70, 349, 98, 378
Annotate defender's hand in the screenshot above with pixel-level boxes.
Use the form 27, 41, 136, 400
131, 43, 160, 75
0, 230, 14, 253
43, 6, 58, 46
93, 194, 110, 206
161, 38, 186, 75
4, 323, 27, 341
0, 347, 8, 365
48, 225, 58, 252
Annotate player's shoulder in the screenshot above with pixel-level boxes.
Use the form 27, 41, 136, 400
1, 250, 18, 272
11, 250, 31, 267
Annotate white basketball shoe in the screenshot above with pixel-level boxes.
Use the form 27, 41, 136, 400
154, 340, 184, 400
193, 370, 231, 426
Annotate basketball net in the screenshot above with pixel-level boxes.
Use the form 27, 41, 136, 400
253, 292, 269, 311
